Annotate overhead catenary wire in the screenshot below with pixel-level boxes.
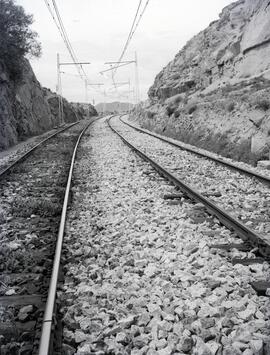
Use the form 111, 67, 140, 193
129, 0, 150, 44
44, 0, 72, 57
51, 0, 87, 77
113, 0, 150, 75
113, 0, 143, 74
62, 72, 103, 95
61, 72, 101, 94
44, 0, 87, 81
44, 0, 64, 39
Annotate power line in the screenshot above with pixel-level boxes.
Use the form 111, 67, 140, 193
44, 0, 87, 80
113, 0, 142, 74
52, 0, 87, 78
130, 0, 150, 43
51, 1, 81, 72
44, 0, 66, 42
114, 0, 150, 74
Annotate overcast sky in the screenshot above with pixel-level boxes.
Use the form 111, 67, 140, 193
17, 0, 233, 105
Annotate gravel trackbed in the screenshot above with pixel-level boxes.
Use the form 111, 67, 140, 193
60, 117, 270, 355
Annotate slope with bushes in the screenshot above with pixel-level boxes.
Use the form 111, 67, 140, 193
0, 0, 96, 151
135, 0, 270, 164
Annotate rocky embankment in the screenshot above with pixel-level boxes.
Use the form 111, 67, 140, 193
71, 102, 98, 119
135, 0, 270, 164
0, 59, 97, 151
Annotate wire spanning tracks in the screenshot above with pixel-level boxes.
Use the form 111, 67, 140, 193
108, 116, 270, 259
0, 120, 93, 355
120, 116, 270, 185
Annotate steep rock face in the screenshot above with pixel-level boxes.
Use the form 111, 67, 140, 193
71, 102, 98, 119
0, 59, 97, 151
0, 62, 18, 150
149, 0, 270, 100
14, 60, 55, 140
139, 0, 270, 163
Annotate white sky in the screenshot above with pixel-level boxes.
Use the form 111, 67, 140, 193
16, 0, 234, 104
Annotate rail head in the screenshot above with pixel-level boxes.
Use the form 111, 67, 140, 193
0, 122, 79, 179
119, 116, 270, 185
38, 119, 97, 355
107, 116, 270, 258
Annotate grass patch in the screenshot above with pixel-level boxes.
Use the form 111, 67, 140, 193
166, 105, 176, 116
0, 208, 7, 223
13, 197, 61, 217
254, 98, 270, 111
226, 101, 235, 112
174, 109, 180, 118
146, 110, 156, 119
187, 104, 197, 114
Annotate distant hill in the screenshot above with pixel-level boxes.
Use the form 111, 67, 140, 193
95, 101, 134, 113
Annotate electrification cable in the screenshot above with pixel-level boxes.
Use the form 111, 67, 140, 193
44, 0, 67, 43
129, 0, 150, 42
52, 0, 87, 79
113, 0, 142, 74
51, 0, 85, 75
113, 0, 150, 75
44, 0, 87, 80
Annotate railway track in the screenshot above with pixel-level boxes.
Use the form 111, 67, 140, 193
119, 116, 270, 185
108, 116, 270, 292
58, 117, 270, 354
0, 122, 79, 179
0, 119, 95, 355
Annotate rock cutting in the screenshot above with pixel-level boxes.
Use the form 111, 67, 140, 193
1, 0, 270, 354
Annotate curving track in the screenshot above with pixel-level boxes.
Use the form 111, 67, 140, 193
0, 119, 96, 355
108, 118, 270, 256
0, 122, 79, 179
38, 119, 97, 355
2, 114, 269, 354
108, 116, 270, 263
119, 116, 270, 185
58, 116, 270, 354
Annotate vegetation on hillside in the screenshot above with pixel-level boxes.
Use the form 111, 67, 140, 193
0, 0, 41, 80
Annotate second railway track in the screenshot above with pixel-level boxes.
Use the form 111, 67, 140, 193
57, 116, 270, 354
0, 122, 79, 179
108, 116, 270, 292
0, 119, 95, 355
1, 115, 270, 354
119, 116, 270, 185
110, 116, 270, 257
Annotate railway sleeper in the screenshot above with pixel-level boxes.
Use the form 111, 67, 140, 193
210, 243, 250, 252
108, 117, 270, 259
231, 257, 266, 265
251, 281, 270, 297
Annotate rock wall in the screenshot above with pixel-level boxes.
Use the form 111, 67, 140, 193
0, 59, 96, 151
71, 102, 98, 119
137, 0, 270, 164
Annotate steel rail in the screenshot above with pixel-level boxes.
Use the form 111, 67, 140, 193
108, 116, 270, 258
0, 122, 79, 178
38, 119, 96, 355
119, 116, 270, 185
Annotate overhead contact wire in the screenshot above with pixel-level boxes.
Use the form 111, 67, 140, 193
113, 0, 143, 74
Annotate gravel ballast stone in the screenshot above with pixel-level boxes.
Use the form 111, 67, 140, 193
60, 117, 270, 355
